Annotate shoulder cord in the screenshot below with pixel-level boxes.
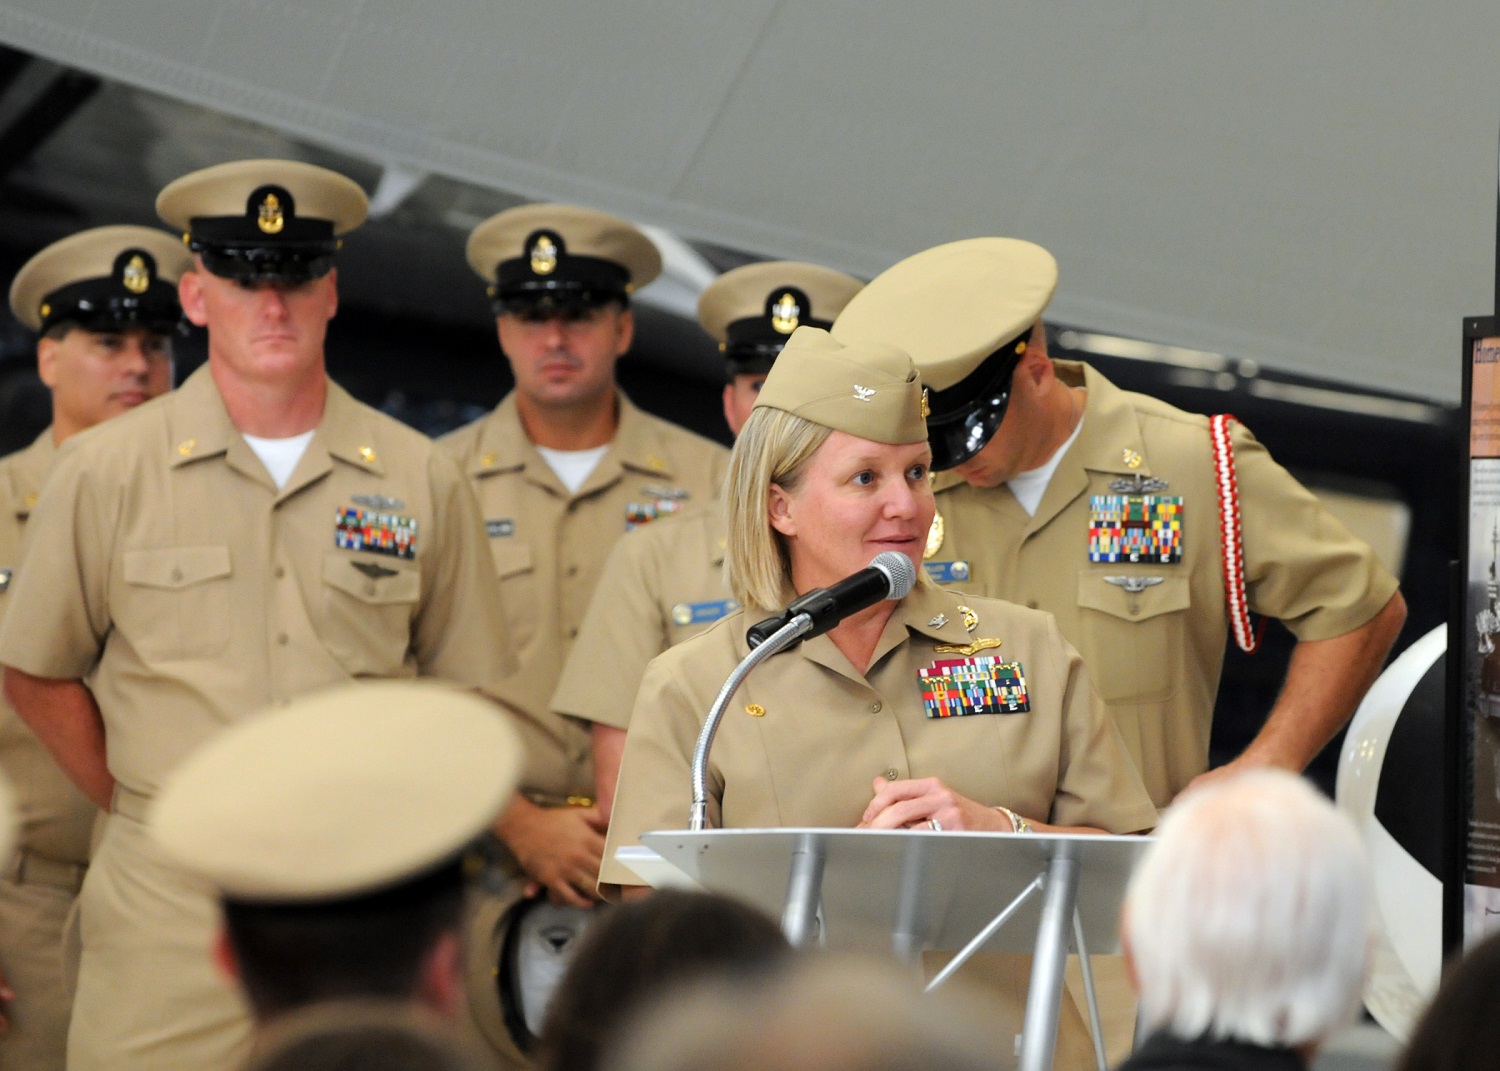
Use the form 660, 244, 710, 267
1210, 414, 1259, 653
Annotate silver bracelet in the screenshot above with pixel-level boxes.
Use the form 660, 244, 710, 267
994, 805, 1032, 834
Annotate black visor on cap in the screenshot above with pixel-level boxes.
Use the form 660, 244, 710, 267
39, 275, 183, 337
924, 327, 1033, 471
492, 228, 631, 309
187, 185, 341, 282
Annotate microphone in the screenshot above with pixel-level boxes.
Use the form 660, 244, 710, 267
746, 551, 918, 649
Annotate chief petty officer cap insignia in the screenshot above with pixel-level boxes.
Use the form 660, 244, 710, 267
832, 237, 1058, 472
149, 680, 521, 902
156, 159, 369, 284
465, 203, 662, 318
9, 225, 194, 335
697, 261, 866, 380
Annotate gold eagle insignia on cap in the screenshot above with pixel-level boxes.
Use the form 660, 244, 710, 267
122, 254, 151, 294
770, 291, 801, 334
530, 234, 558, 275
257, 193, 285, 235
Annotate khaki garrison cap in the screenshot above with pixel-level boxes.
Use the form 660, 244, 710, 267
150, 681, 521, 902
157, 159, 368, 283
753, 327, 925, 446
0, 773, 15, 866
832, 237, 1058, 471
9, 225, 192, 334
466, 203, 661, 312
698, 261, 866, 378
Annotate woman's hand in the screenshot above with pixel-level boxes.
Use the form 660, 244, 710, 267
857, 776, 1017, 832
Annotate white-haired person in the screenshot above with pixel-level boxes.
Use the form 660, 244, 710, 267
600, 326, 1156, 1069
1118, 768, 1373, 1071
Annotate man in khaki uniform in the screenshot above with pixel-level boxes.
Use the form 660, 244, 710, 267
150, 681, 522, 1029
553, 261, 864, 819
0, 160, 509, 1071
442, 205, 727, 906
832, 238, 1406, 807
0, 225, 190, 1071
832, 238, 1405, 1062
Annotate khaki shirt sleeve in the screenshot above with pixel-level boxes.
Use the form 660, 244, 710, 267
598, 652, 704, 887
0, 448, 111, 680
1045, 618, 1158, 833
551, 529, 667, 730
1234, 423, 1400, 642
412, 449, 515, 686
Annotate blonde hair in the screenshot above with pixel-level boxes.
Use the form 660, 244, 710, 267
724, 407, 831, 611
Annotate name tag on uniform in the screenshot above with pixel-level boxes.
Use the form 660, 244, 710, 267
1088, 494, 1182, 564
920, 656, 1030, 718
486, 519, 515, 538
923, 560, 971, 584
335, 507, 417, 560
671, 599, 739, 627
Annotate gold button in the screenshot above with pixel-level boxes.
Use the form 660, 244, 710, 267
745, 704, 766, 717
277, 633, 289, 645
870, 701, 883, 713
176, 439, 195, 457
358, 446, 377, 464
481, 453, 497, 467
885, 768, 899, 781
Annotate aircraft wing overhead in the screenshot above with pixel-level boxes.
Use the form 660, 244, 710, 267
0, 1, 1495, 402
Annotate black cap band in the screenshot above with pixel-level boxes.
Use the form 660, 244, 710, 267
39, 248, 182, 335
186, 185, 341, 282
925, 326, 1033, 471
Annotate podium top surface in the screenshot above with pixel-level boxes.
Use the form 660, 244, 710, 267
632, 827, 1152, 954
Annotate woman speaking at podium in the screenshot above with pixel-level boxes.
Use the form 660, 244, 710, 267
600, 327, 1154, 881
598, 327, 1155, 1068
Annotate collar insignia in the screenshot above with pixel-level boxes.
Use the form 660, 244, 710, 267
929, 614, 947, 629
957, 604, 978, 633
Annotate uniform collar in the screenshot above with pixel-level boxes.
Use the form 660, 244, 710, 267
6, 428, 58, 521
165, 365, 384, 490
1056, 360, 1153, 480
465, 389, 682, 486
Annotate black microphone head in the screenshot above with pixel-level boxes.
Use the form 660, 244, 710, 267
869, 551, 918, 600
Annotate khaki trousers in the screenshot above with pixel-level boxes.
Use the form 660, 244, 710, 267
0, 872, 80, 1071
66, 813, 252, 1071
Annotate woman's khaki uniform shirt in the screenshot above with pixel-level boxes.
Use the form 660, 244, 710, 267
442, 393, 727, 805
601, 582, 1156, 886
928, 362, 1399, 806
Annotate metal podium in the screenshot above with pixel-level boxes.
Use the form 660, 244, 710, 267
620, 828, 1152, 1071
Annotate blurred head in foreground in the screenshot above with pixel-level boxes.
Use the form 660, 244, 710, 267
536, 889, 791, 1071
1121, 768, 1372, 1060
602, 954, 996, 1071
241, 1000, 488, 1071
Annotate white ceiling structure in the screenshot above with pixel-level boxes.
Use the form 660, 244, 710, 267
1, 1, 1495, 403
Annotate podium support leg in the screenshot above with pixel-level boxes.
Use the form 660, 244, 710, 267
781, 833, 826, 947
1018, 854, 1079, 1071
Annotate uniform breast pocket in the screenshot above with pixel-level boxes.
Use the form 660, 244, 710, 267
1075, 572, 1191, 705
321, 554, 422, 675
488, 540, 537, 650
119, 546, 233, 661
